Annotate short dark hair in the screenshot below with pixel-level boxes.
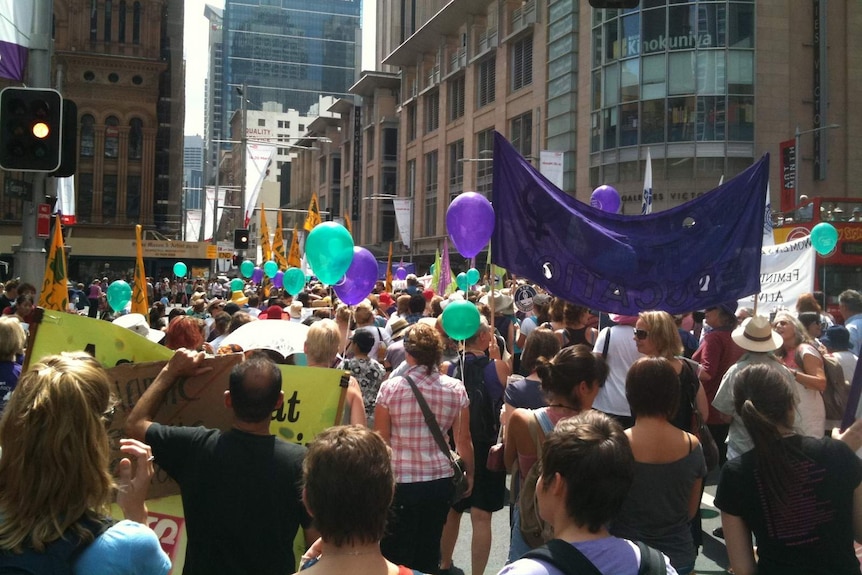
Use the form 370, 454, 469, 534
839, 290, 862, 315
302, 425, 394, 546
625, 356, 680, 420
540, 411, 634, 533
350, 329, 375, 354
408, 293, 426, 314
228, 354, 282, 423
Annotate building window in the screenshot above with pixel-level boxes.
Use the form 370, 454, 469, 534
448, 139, 464, 201
510, 113, 532, 158
406, 159, 416, 198
81, 115, 95, 157
406, 103, 417, 141
476, 128, 494, 196
257, 118, 265, 127
448, 75, 465, 121
128, 118, 143, 160
105, 116, 120, 158
105, 0, 112, 42
103, 175, 118, 221
511, 34, 533, 91
90, 4, 98, 42
382, 166, 396, 195
118, 0, 126, 43
299, 124, 305, 132
383, 128, 397, 162
424, 151, 438, 237
319, 157, 327, 184
78, 174, 94, 222
424, 90, 439, 133
366, 129, 375, 162
477, 56, 496, 108
127, 175, 141, 220
132, 1, 141, 44
381, 201, 395, 242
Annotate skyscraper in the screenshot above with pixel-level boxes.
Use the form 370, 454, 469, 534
220, 0, 361, 143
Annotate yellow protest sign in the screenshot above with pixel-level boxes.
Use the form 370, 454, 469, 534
26, 309, 173, 370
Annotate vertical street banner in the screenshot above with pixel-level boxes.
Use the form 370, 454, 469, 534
780, 139, 797, 212
0, 0, 32, 81
393, 198, 412, 249
641, 148, 653, 215
38, 216, 69, 312
539, 151, 564, 191
203, 187, 227, 242
56, 176, 77, 224
243, 143, 276, 227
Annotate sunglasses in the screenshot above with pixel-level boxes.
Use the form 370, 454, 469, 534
633, 328, 649, 340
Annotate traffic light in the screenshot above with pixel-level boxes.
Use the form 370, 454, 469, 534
53, 99, 78, 178
234, 228, 249, 250
0, 87, 63, 172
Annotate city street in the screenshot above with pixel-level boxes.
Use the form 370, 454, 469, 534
451, 469, 729, 574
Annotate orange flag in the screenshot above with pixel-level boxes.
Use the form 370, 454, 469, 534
304, 193, 322, 231
131, 224, 148, 314
385, 242, 393, 293
287, 226, 302, 268
272, 210, 288, 270
259, 203, 272, 263
38, 216, 69, 312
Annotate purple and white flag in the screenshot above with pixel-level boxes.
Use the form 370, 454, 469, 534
0, 1, 33, 82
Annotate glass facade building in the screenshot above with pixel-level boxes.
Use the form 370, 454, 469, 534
221, 0, 360, 141
589, 0, 756, 190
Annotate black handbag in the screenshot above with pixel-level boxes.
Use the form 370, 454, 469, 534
404, 375, 469, 504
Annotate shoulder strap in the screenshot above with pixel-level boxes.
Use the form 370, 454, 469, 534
601, 327, 611, 359
635, 541, 668, 575
522, 539, 603, 575
534, 408, 555, 435
404, 375, 454, 462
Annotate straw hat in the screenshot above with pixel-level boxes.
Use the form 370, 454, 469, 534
480, 292, 515, 316
230, 290, 248, 306
731, 316, 782, 353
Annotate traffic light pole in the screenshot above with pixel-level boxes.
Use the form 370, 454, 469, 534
15, 0, 54, 288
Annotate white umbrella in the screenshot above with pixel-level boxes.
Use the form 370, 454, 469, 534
220, 319, 309, 359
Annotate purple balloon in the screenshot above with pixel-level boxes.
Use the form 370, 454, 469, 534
590, 185, 621, 213
446, 192, 495, 258
252, 267, 264, 284
273, 270, 284, 289
395, 266, 407, 280
333, 247, 378, 305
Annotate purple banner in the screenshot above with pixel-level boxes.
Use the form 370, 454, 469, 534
0, 41, 27, 82
491, 131, 769, 315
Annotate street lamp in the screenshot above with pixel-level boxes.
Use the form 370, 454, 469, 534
363, 194, 414, 261
795, 123, 840, 205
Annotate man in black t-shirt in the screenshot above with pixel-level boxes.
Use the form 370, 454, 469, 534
126, 350, 315, 575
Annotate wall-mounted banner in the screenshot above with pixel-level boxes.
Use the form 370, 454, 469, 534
393, 198, 413, 249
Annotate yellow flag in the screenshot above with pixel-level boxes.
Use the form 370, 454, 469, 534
385, 242, 393, 293
344, 213, 352, 237
131, 224, 148, 314
259, 203, 272, 263
38, 216, 69, 312
272, 210, 288, 270
303, 193, 322, 231
287, 226, 302, 268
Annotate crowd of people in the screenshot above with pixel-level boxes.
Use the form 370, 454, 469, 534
2, 267, 862, 575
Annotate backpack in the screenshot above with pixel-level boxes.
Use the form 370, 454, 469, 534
796, 346, 850, 420
448, 354, 499, 446
519, 409, 556, 548
523, 538, 667, 575
0, 518, 109, 574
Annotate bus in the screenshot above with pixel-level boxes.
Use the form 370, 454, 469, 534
773, 197, 862, 320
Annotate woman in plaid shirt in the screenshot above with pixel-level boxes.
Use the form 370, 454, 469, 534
375, 323, 475, 574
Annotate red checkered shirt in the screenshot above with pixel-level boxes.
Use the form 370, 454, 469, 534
376, 364, 469, 483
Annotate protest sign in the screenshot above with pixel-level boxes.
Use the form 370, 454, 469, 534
737, 235, 814, 315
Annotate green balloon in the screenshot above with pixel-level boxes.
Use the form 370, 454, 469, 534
264, 260, 279, 278
284, 268, 306, 296
240, 260, 255, 278
466, 267, 480, 285
441, 300, 480, 341
305, 222, 355, 285
107, 280, 132, 312
173, 261, 187, 278
456, 272, 469, 291
230, 278, 244, 292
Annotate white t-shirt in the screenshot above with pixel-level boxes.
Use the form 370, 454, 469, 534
591, 325, 645, 417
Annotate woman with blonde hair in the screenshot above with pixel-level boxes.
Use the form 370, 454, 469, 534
304, 318, 366, 426
0, 353, 169, 574
772, 311, 826, 437
0, 316, 25, 414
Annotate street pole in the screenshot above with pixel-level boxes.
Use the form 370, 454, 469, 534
15, 0, 54, 287
239, 84, 247, 252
